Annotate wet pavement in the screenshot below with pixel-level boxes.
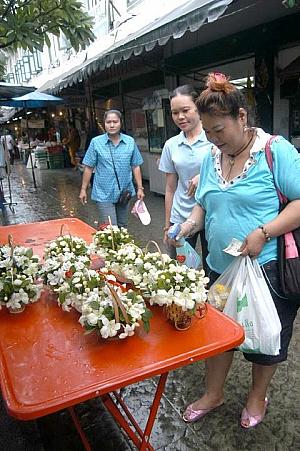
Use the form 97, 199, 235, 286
0, 161, 299, 451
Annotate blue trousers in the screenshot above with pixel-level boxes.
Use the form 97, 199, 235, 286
97, 201, 129, 228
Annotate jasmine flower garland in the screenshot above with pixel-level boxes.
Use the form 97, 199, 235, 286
56, 268, 105, 312
105, 246, 175, 294
148, 264, 209, 312
0, 244, 41, 311
40, 252, 92, 310
79, 280, 152, 339
44, 235, 90, 259
91, 225, 135, 261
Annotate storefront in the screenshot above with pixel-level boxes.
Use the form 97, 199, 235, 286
40, 6, 300, 192
276, 45, 300, 150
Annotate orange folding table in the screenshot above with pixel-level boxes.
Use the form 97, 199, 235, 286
0, 219, 244, 450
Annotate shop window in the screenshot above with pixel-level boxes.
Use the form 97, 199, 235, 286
127, 0, 143, 8
58, 33, 71, 51
22, 56, 33, 81
5, 73, 15, 84
145, 98, 179, 153
15, 60, 26, 83
31, 50, 42, 74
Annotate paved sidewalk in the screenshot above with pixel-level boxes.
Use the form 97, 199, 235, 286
0, 162, 299, 451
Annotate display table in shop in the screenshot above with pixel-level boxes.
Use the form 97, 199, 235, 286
0, 218, 244, 451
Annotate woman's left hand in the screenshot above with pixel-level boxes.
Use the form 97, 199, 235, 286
187, 175, 199, 197
137, 187, 145, 200
239, 228, 266, 258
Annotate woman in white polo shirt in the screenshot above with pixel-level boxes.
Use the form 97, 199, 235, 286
159, 85, 212, 267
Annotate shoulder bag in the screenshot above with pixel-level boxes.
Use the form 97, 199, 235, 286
265, 136, 300, 302
108, 144, 131, 205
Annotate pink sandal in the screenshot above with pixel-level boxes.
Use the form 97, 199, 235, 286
240, 397, 268, 429
183, 402, 223, 423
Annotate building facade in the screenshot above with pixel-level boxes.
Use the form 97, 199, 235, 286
3, 0, 300, 193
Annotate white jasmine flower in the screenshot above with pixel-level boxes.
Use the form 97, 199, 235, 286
119, 324, 136, 339
100, 317, 121, 338
86, 313, 99, 326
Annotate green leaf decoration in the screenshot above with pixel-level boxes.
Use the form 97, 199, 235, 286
237, 294, 248, 313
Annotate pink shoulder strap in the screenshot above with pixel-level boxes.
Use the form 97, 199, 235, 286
265, 136, 287, 205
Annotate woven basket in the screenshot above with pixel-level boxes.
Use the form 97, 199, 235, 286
165, 302, 207, 331
164, 303, 193, 330
195, 303, 208, 319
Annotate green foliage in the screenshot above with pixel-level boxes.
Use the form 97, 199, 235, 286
141, 308, 152, 333
0, 0, 95, 52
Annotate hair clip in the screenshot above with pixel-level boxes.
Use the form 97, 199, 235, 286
213, 72, 227, 83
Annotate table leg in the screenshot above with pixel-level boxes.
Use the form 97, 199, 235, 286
102, 372, 169, 450
68, 406, 92, 451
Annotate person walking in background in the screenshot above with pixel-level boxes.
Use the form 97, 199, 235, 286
79, 109, 144, 228
81, 122, 99, 188
63, 122, 81, 169
159, 85, 212, 267
1, 131, 16, 165
172, 73, 300, 428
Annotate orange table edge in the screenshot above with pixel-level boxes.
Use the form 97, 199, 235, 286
0, 218, 244, 450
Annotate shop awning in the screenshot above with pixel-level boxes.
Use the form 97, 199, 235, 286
0, 107, 17, 124
0, 83, 37, 124
0, 82, 36, 100
40, 0, 232, 93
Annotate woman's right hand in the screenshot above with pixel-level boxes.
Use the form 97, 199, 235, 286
79, 188, 87, 205
163, 229, 169, 245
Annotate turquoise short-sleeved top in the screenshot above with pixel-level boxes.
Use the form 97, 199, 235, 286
83, 133, 143, 203
195, 129, 300, 274
159, 130, 212, 223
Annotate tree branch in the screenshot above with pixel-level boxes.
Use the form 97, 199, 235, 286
0, 38, 16, 49
1, 0, 15, 21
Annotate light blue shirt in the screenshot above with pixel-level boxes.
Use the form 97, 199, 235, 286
195, 133, 300, 274
159, 130, 212, 223
83, 133, 143, 203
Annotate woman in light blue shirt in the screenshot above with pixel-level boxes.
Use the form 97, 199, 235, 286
79, 110, 144, 228
159, 85, 212, 265
175, 73, 300, 429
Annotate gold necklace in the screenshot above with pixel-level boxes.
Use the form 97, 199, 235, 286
224, 129, 256, 181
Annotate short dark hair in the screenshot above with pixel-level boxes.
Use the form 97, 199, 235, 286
170, 85, 200, 103
103, 109, 122, 121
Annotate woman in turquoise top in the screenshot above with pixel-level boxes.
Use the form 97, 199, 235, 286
159, 85, 211, 265
80, 109, 144, 228
174, 73, 300, 428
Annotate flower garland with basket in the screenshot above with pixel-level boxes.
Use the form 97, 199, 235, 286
40, 253, 91, 309
41, 228, 91, 310
56, 267, 105, 312
104, 241, 174, 298
103, 239, 209, 330
79, 275, 152, 339
147, 263, 209, 330
0, 235, 41, 313
91, 225, 135, 262
44, 233, 91, 259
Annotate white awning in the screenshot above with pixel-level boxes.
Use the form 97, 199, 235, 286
40, 0, 232, 93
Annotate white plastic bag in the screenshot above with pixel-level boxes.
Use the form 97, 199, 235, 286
209, 256, 281, 356
208, 257, 242, 311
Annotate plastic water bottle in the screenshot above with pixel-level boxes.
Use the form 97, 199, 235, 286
168, 224, 202, 269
